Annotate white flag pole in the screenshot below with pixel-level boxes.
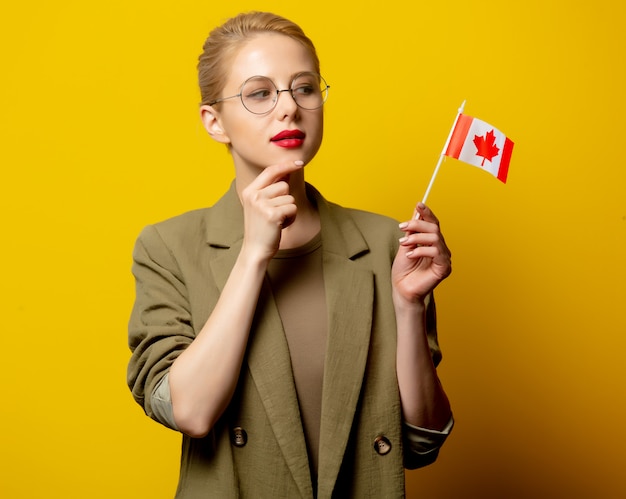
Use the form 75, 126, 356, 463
415, 100, 466, 220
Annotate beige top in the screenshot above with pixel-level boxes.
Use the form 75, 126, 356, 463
267, 232, 326, 484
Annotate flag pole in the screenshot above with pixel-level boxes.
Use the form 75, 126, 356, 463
415, 100, 466, 219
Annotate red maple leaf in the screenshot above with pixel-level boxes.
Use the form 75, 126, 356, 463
473, 129, 500, 166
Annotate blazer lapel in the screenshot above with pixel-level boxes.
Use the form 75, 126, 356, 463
309, 186, 375, 497
205, 183, 314, 499
246, 280, 314, 499
317, 253, 373, 497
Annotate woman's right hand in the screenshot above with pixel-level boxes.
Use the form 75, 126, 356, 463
239, 160, 304, 262
169, 158, 304, 438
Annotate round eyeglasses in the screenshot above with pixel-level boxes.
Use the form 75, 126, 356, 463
209, 72, 330, 115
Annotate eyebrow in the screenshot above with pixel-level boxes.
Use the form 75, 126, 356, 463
240, 71, 317, 84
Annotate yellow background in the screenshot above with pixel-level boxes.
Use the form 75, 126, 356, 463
2, 1, 625, 498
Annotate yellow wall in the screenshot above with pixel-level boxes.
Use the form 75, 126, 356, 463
2, 1, 624, 497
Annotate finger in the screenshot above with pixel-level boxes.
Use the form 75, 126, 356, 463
399, 217, 440, 236
399, 231, 440, 248
415, 202, 440, 226
259, 181, 291, 200
266, 194, 296, 209
405, 244, 440, 260
252, 160, 304, 189
257, 197, 297, 229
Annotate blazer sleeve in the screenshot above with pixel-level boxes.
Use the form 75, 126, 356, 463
126, 224, 194, 428
403, 416, 454, 469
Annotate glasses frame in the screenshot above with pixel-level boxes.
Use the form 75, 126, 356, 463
208, 72, 330, 115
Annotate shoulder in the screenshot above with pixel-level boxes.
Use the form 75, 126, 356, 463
307, 184, 402, 258
135, 181, 240, 250
136, 207, 211, 249
328, 201, 402, 243
339, 205, 399, 232
309, 183, 400, 236
152, 207, 210, 236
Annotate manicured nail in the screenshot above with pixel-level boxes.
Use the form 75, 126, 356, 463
294, 160, 304, 166
399, 222, 408, 229
399, 236, 408, 243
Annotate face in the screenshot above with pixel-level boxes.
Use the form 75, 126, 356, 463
201, 33, 324, 178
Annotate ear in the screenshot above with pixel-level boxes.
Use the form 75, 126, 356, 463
200, 105, 231, 144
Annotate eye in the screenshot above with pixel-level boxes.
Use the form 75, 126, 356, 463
293, 83, 316, 97
245, 88, 274, 101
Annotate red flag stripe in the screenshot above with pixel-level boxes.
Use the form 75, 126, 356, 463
445, 113, 473, 159
497, 137, 514, 183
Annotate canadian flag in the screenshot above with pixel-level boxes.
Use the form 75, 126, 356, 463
444, 114, 514, 183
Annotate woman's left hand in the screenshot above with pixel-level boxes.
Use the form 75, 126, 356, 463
392, 203, 452, 305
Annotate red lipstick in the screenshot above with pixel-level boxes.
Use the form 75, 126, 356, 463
271, 129, 305, 148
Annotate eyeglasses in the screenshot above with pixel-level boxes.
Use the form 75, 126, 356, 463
209, 72, 330, 115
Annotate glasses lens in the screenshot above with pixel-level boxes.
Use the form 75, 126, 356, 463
291, 72, 328, 110
241, 76, 278, 114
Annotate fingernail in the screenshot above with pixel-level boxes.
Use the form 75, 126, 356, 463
399, 222, 408, 229
294, 160, 304, 166
399, 236, 408, 243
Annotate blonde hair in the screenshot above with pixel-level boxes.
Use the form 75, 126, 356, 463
197, 11, 320, 106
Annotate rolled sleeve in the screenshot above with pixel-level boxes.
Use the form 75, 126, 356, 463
150, 373, 179, 431
403, 416, 454, 469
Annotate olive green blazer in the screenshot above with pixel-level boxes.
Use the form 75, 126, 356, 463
128, 182, 441, 498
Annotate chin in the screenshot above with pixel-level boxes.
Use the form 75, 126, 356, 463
276, 150, 311, 165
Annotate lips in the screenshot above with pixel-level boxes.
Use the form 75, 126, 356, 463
271, 129, 306, 148
271, 129, 305, 141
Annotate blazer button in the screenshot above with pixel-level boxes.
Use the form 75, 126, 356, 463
231, 427, 247, 447
374, 435, 392, 455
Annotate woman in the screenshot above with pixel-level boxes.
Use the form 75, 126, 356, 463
128, 11, 453, 498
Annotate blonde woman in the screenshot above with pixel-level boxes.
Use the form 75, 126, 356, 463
128, 11, 453, 498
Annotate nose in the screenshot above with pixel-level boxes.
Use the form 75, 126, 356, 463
274, 88, 299, 117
